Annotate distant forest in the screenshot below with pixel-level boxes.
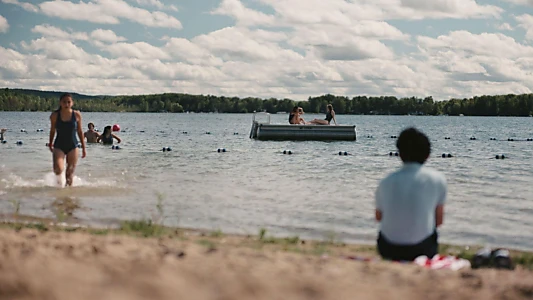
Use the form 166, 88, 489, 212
1, 88, 533, 116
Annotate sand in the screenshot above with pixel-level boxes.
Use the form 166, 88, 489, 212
0, 227, 532, 300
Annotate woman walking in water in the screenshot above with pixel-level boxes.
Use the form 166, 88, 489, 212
49, 93, 86, 187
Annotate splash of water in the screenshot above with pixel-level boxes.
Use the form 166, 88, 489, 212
2, 172, 122, 189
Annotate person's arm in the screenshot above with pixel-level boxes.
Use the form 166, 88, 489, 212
332, 111, 338, 125
435, 176, 447, 227
0, 128, 5, 141
375, 183, 383, 222
75, 112, 86, 158
112, 134, 121, 143
49, 113, 56, 152
435, 205, 444, 227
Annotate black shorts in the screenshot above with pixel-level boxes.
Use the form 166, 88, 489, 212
377, 230, 438, 261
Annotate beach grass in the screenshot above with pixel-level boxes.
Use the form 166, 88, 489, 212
1, 219, 532, 270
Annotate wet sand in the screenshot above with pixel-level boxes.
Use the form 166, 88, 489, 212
1, 224, 532, 300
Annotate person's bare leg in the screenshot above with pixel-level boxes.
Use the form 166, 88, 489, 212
309, 119, 328, 125
65, 148, 79, 186
53, 149, 65, 187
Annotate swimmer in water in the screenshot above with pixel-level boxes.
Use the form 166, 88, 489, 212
49, 93, 86, 187
0, 128, 6, 141
97, 125, 121, 145
84, 122, 100, 143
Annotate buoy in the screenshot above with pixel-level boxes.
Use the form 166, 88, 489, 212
338, 151, 348, 156
395, 152, 399, 157
495, 155, 506, 160
182, 131, 188, 134
217, 148, 227, 153
112, 124, 120, 132
366, 135, 373, 138
390, 135, 397, 139
234, 132, 239, 135
444, 137, 450, 140
470, 137, 476, 140
1, 140, 6, 144
36, 129, 43, 132
16, 141, 23, 145
206, 132, 211, 135
508, 138, 515, 142
527, 138, 532, 141
162, 147, 172, 152
139, 130, 145, 133
20, 129, 26, 133
389, 152, 393, 156
112, 145, 121, 150
490, 138, 496, 141
283, 150, 292, 155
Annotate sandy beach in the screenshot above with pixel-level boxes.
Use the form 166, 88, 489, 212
0, 220, 532, 300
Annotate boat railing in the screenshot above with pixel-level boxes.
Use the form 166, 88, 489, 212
252, 111, 271, 124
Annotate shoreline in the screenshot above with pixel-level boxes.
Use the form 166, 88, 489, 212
1, 213, 532, 269
1, 217, 533, 299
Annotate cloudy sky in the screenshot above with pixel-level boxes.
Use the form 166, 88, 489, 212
0, 0, 532, 100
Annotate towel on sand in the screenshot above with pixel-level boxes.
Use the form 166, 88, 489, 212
414, 254, 471, 270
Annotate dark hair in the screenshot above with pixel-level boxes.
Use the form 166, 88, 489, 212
396, 127, 431, 164
292, 106, 299, 113
60, 93, 72, 101
103, 125, 112, 137
327, 104, 333, 112
88, 122, 94, 128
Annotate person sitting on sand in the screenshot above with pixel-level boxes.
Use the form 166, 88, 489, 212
84, 123, 100, 144
307, 104, 337, 125
0, 128, 6, 141
375, 127, 447, 261
97, 125, 121, 145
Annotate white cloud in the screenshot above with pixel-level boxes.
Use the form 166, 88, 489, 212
0, 15, 8, 33
31, 24, 89, 40
133, 0, 178, 11
212, 0, 276, 26
516, 14, 533, 40
1, 0, 39, 13
253, 0, 502, 22
502, 0, 533, 5
497, 23, 514, 31
102, 42, 171, 60
39, 0, 182, 29
21, 38, 91, 61
90, 29, 127, 43
418, 31, 533, 58
397, 0, 502, 18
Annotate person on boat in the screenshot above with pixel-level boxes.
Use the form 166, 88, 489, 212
84, 122, 100, 143
48, 93, 86, 187
289, 106, 306, 124
308, 104, 337, 125
297, 107, 307, 124
97, 125, 121, 145
375, 127, 447, 261
0, 128, 6, 141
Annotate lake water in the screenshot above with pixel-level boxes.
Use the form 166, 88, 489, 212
0, 112, 532, 250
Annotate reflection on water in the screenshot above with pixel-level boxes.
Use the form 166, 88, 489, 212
1, 112, 533, 250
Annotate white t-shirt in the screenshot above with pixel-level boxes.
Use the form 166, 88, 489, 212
376, 162, 447, 245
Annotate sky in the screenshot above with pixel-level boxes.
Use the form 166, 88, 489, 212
1, 0, 533, 100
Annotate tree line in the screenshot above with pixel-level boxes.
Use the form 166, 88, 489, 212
1, 88, 533, 116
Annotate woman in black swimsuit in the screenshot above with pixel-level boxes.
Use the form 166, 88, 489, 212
308, 104, 337, 125
48, 93, 86, 187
